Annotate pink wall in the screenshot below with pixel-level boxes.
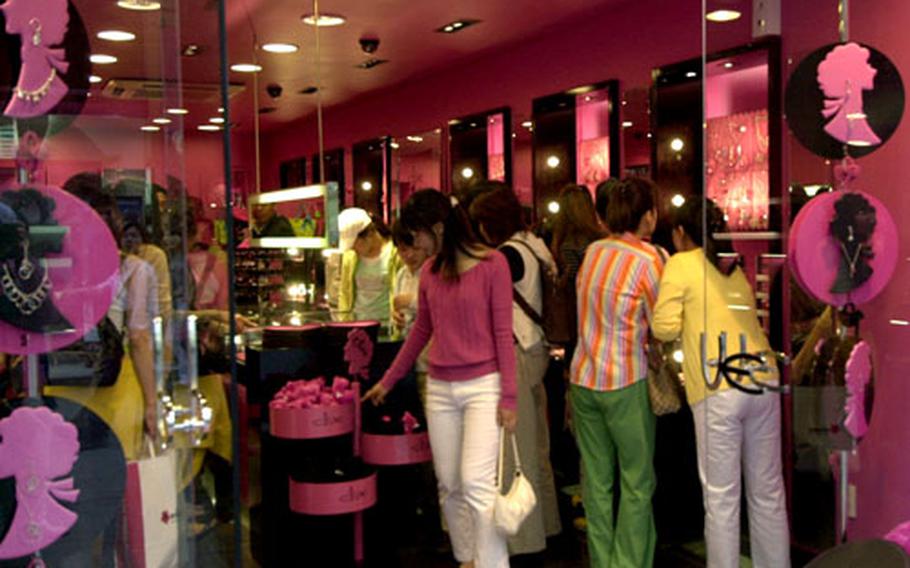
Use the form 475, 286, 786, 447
705, 64, 769, 119
780, 0, 910, 541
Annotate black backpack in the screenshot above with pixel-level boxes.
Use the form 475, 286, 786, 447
507, 240, 574, 346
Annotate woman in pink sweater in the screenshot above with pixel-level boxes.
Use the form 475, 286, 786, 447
364, 189, 517, 568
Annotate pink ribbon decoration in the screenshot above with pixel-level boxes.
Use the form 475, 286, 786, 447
833, 157, 862, 191
269, 377, 355, 410
344, 329, 374, 380
0, 407, 81, 559
885, 521, 910, 556
402, 412, 419, 434
844, 340, 872, 439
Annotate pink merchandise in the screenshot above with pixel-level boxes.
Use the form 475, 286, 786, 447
885, 521, 910, 556
289, 473, 378, 516
1, 0, 70, 118
818, 43, 882, 147
269, 377, 357, 439
844, 341, 873, 439
0, 185, 119, 355
788, 189, 897, 307
0, 407, 81, 559
343, 327, 374, 380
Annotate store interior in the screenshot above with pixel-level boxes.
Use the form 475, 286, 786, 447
1, 0, 910, 566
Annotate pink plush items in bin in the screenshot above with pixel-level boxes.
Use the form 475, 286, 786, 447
289, 472, 378, 516
885, 521, 910, 555
362, 411, 432, 466
269, 377, 356, 439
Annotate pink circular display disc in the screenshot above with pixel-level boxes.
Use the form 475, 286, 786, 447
788, 190, 898, 307
0, 185, 119, 355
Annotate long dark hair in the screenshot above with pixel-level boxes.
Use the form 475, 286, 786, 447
551, 184, 605, 262
400, 189, 482, 281
672, 198, 737, 276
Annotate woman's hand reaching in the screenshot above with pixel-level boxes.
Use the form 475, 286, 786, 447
362, 382, 389, 406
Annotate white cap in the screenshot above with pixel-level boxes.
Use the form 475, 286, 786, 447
338, 207, 372, 252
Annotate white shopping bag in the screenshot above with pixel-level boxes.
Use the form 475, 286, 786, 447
124, 442, 179, 568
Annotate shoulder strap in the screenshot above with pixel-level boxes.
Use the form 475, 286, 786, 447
502, 240, 545, 325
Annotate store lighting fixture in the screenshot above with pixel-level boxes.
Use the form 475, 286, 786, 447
436, 19, 480, 34
262, 42, 299, 54
390, 142, 400, 149
209, 117, 225, 124
706, 9, 742, 22
671, 194, 686, 208
547, 201, 560, 214
723, 61, 735, 69
198, 125, 220, 131
670, 138, 685, 152
90, 54, 118, 64
686, 71, 697, 78
521, 120, 533, 129
622, 121, 633, 128
152, 117, 171, 125
166, 108, 188, 115
218, 107, 225, 113
97, 30, 136, 42
140, 125, 160, 132
803, 184, 826, 197
567, 85, 595, 95
357, 58, 388, 70
253, 185, 327, 204
406, 135, 423, 143
117, 0, 160, 10
301, 13, 347, 27
89, 75, 103, 84
361, 181, 373, 191
461, 167, 474, 179
672, 349, 684, 363
546, 155, 561, 169
231, 63, 262, 73
889, 319, 910, 327
182, 44, 202, 57
728, 304, 751, 312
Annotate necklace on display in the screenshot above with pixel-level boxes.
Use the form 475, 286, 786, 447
15, 68, 57, 104
839, 241, 864, 280
1, 263, 50, 315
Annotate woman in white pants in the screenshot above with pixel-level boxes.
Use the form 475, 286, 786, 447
365, 189, 518, 568
652, 199, 790, 568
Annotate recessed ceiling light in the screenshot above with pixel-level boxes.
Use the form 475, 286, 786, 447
152, 117, 171, 125
89, 75, 103, 84
97, 30, 136, 42
90, 54, 118, 64
521, 120, 533, 128
406, 135, 423, 143
706, 9, 742, 22
198, 125, 221, 132
301, 13, 346, 27
436, 19, 480, 33
182, 44, 202, 57
218, 107, 225, 113
356, 58, 388, 69
622, 121, 633, 128
390, 142, 400, 149
686, 71, 698, 78
262, 43, 299, 54
140, 125, 161, 132
117, 0, 160, 10
723, 61, 735, 69
209, 117, 225, 124
166, 108, 188, 115
231, 63, 262, 73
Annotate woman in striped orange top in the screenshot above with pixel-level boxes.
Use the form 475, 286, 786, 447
569, 177, 664, 568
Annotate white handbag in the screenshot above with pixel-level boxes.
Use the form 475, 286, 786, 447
493, 428, 537, 536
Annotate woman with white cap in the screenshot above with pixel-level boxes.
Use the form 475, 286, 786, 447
337, 207, 402, 322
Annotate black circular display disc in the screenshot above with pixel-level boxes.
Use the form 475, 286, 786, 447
0, 396, 126, 567
785, 42, 904, 159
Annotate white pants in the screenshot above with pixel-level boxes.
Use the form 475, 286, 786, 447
691, 389, 790, 568
426, 373, 509, 568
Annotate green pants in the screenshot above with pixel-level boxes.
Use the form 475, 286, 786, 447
570, 380, 657, 567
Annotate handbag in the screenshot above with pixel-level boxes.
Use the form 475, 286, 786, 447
124, 439, 179, 568
493, 428, 537, 536
647, 338, 685, 416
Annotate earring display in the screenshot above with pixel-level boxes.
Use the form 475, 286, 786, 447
0, 185, 120, 356
789, 188, 897, 307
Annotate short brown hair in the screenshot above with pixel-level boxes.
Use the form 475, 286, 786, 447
468, 186, 524, 246
607, 177, 657, 234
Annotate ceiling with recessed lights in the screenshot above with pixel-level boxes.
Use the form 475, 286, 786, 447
73, 0, 633, 130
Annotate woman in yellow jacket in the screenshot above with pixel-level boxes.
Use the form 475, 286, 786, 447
337, 207, 402, 322
652, 199, 790, 568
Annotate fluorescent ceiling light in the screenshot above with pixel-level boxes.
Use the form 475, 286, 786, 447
436, 19, 480, 33
231, 63, 262, 73
166, 108, 188, 115
89, 75, 103, 84
197, 125, 221, 132
686, 71, 697, 78
406, 135, 423, 143
249, 185, 328, 205
262, 43, 299, 54
723, 61, 735, 69
140, 125, 160, 132
889, 319, 910, 327
209, 117, 225, 124
253, 237, 328, 249
622, 121, 633, 128
97, 30, 136, 42
706, 9, 742, 22
117, 0, 160, 10
90, 54, 118, 64
301, 13, 346, 27
152, 117, 171, 125
521, 120, 533, 128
